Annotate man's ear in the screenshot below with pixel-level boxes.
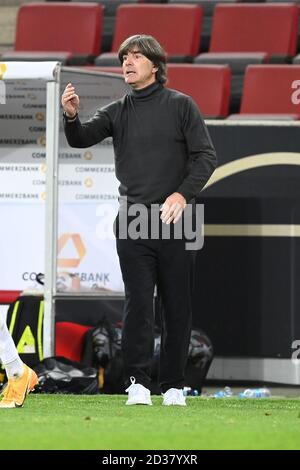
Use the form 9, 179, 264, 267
152, 65, 158, 74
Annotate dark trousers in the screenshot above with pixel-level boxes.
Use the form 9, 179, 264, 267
116, 225, 194, 393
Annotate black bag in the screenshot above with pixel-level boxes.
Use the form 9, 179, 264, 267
185, 328, 214, 392
82, 317, 213, 394
33, 357, 98, 395
82, 318, 124, 394
150, 327, 213, 394
4, 295, 44, 368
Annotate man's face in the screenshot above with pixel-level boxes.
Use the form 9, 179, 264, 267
122, 49, 158, 89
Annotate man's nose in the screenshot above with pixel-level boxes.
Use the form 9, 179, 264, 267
124, 56, 133, 66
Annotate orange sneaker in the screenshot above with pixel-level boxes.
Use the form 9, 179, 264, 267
0, 364, 38, 408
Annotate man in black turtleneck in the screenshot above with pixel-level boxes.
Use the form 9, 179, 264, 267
62, 35, 217, 406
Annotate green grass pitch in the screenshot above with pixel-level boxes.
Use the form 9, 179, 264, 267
1, 394, 300, 450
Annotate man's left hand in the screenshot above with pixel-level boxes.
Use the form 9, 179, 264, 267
160, 192, 187, 224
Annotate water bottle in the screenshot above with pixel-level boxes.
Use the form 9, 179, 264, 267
183, 387, 200, 396
213, 386, 233, 398
239, 388, 271, 398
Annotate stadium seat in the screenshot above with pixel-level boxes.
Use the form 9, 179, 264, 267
0, 291, 22, 305
2, 2, 104, 65
167, 64, 231, 118
81, 64, 230, 118
70, 0, 142, 53
95, 4, 202, 66
195, 3, 298, 113
227, 65, 300, 120
56, 322, 91, 362
198, 3, 298, 57
168, 0, 245, 52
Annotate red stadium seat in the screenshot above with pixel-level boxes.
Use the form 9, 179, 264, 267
79, 64, 230, 117
228, 65, 300, 120
95, 4, 203, 65
0, 291, 22, 304
209, 4, 298, 56
2, 2, 104, 65
195, 4, 299, 67
167, 64, 231, 118
195, 4, 298, 114
168, 0, 243, 51
55, 322, 91, 362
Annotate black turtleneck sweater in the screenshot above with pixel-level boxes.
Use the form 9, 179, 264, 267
64, 81, 217, 205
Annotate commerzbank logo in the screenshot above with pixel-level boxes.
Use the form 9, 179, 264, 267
37, 135, 46, 147
0, 63, 6, 79
84, 178, 93, 188
57, 233, 86, 268
84, 151, 93, 160
0, 63, 7, 104
35, 112, 45, 122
